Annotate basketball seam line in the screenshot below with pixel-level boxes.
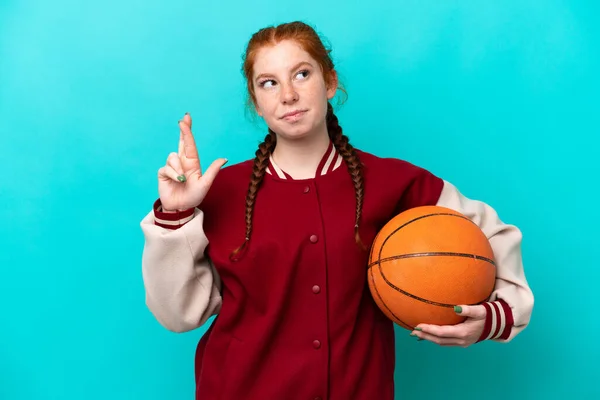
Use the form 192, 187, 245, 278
369, 263, 414, 330
367, 252, 496, 270
372, 259, 491, 307
370, 221, 413, 328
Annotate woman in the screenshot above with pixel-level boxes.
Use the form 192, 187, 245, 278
140, 21, 533, 400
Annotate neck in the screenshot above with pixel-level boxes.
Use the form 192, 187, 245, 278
272, 126, 331, 180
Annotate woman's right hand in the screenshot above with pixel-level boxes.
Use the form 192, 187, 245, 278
158, 113, 228, 212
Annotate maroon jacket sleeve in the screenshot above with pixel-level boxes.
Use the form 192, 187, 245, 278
394, 161, 444, 213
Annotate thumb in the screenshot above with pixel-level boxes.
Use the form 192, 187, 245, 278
201, 158, 228, 186
454, 304, 486, 319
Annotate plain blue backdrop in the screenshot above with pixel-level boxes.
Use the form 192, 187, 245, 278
1, 0, 598, 399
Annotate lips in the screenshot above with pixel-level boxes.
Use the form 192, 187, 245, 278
281, 109, 307, 119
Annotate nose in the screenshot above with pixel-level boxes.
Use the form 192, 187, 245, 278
280, 81, 298, 104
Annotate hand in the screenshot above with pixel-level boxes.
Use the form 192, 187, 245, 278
158, 113, 228, 211
410, 305, 486, 347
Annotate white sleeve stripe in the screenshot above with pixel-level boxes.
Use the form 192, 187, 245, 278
155, 213, 195, 226
492, 301, 507, 339
485, 303, 497, 341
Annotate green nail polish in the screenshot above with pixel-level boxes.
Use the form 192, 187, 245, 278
177, 175, 186, 183
417, 338, 424, 341
414, 327, 422, 331
454, 305, 463, 314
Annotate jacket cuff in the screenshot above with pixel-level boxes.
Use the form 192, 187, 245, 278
477, 299, 514, 342
153, 199, 195, 230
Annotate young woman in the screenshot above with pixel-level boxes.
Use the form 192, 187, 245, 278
140, 21, 533, 400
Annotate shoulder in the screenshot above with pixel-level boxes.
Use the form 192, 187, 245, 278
355, 148, 436, 179
212, 159, 253, 186
354, 148, 445, 209
200, 159, 253, 211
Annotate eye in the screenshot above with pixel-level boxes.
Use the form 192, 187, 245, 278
259, 79, 276, 89
295, 69, 310, 80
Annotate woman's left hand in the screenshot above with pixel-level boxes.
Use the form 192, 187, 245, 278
410, 305, 487, 347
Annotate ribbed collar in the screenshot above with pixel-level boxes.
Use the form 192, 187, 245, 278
266, 141, 343, 180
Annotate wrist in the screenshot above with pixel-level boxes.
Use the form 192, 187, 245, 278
152, 199, 196, 230
477, 300, 514, 342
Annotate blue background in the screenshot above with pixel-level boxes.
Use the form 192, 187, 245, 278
1, 0, 598, 398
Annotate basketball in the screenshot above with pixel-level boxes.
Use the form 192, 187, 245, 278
367, 205, 496, 330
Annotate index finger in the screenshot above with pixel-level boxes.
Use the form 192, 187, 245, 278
183, 112, 192, 128
178, 119, 199, 160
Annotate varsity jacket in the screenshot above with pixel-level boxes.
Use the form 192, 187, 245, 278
140, 141, 534, 400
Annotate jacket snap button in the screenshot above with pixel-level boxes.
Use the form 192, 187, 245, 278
312, 285, 321, 294
312, 340, 321, 349
309, 235, 318, 243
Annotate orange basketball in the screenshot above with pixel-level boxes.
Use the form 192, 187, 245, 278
367, 205, 496, 330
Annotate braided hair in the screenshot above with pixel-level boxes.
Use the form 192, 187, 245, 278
232, 21, 366, 260
230, 103, 365, 260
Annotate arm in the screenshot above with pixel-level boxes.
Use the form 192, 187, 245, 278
436, 180, 534, 342
140, 200, 222, 333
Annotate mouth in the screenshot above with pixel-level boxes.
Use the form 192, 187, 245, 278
280, 109, 308, 120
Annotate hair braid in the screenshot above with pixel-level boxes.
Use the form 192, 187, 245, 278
230, 130, 276, 260
326, 103, 367, 251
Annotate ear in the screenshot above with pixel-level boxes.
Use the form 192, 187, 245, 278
326, 70, 338, 100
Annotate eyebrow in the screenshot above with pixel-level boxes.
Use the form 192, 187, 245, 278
254, 61, 314, 82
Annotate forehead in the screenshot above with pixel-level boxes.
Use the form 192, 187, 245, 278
253, 40, 316, 77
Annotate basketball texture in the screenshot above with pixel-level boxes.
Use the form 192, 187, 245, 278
368, 205, 497, 330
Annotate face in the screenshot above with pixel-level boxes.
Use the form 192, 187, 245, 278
251, 40, 337, 140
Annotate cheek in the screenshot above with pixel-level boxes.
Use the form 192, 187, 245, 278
309, 84, 330, 108
255, 94, 277, 117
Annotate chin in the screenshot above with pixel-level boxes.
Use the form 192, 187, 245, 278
272, 118, 326, 141
271, 122, 312, 140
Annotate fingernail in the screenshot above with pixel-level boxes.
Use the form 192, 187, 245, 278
454, 305, 463, 314
177, 175, 186, 183
417, 338, 424, 341
414, 327, 422, 331
185, 112, 190, 115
